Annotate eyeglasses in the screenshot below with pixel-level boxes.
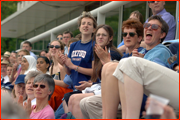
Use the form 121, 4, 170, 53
33, 84, 46, 89
122, 32, 137, 37
143, 23, 161, 30
57, 37, 63, 40
96, 33, 108, 37
17, 55, 24, 57
49, 45, 60, 49
148, 1, 155, 3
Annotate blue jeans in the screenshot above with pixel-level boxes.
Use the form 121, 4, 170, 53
55, 103, 64, 119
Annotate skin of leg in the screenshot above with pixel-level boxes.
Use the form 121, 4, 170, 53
68, 93, 94, 119
63, 100, 68, 113
101, 62, 120, 119
123, 73, 143, 119
118, 80, 127, 119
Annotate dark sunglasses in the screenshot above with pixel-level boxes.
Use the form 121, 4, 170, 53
49, 45, 60, 49
122, 32, 137, 37
33, 84, 46, 89
57, 37, 63, 40
143, 23, 161, 30
148, 1, 155, 3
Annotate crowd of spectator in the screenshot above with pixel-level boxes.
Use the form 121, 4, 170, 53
1, 1, 179, 119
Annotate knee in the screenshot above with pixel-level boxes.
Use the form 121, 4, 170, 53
102, 62, 118, 78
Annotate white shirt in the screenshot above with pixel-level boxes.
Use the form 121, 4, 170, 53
1, 75, 9, 83
23, 98, 36, 106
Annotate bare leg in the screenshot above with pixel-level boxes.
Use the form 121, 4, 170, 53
118, 80, 127, 119
63, 100, 68, 113
101, 62, 120, 119
68, 93, 94, 119
123, 73, 143, 119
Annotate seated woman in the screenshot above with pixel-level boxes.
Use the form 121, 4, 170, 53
100, 15, 173, 119
23, 71, 42, 106
30, 74, 55, 119
36, 56, 50, 74
48, 40, 73, 111
67, 24, 122, 119
12, 75, 27, 103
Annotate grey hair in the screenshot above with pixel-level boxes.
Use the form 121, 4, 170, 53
24, 71, 43, 84
1, 93, 29, 119
33, 74, 55, 100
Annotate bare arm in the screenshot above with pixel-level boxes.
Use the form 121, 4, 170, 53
54, 79, 69, 88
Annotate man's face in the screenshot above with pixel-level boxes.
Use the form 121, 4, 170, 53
22, 43, 31, 51
148, 1, 165, 15
1, 64, 7, 77
63, 33, 71, 45
9, 52, 17, 63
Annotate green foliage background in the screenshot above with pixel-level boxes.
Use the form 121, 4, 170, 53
1, 1, 18, 55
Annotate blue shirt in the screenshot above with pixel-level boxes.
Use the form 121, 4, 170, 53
122, 47, 144, 58
117, 40, 124, 48
68, 40, 94, 89
30, 51, 37, 60
145, 9, 176, 41
139, 44, 173, 67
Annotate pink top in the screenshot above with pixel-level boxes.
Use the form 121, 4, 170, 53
30, 105, 55, 119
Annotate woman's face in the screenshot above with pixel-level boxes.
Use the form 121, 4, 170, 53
34, 81, 52, 100
17, 52, 26, 64
49, 41, 61, 57
144, 19, 165, 48
123, 27, 141, 49
25, 77, 34, 97
96, 28, 111, 48
7, 66, 13, 76
36, 58, 49, 72
79, 17, 95, 35
21, 57, 29, 70
15, 83, 26, 100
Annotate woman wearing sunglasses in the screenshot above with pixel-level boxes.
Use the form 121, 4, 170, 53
48, 40, 73, 111
101, 15, 174, 119
30, 74, 55, 119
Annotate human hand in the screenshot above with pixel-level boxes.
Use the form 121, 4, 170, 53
24, 98, 32, 115
75, 81, 92, 91
55, 51, 67, 65
95, 44, 111, 65
132, 49, 144, 58
143, 97, 177, 119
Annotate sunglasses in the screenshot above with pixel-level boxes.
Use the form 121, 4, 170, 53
148, 1, 155, 3
33, 84, 46, 89
49, 45, 60, 49
143, 23, 161, 30
122, 32, 137, 37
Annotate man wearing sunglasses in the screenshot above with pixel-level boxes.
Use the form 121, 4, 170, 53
146, 1, 176, 41
62, 31, 73, 55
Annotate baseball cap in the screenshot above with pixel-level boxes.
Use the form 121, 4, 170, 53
1, 82, 14, 91
15, 75, 26, 85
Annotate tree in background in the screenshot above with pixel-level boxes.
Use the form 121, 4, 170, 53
1, 1, 18, 55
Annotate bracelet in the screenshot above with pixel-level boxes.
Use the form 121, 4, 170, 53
75, 66, 79, 72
